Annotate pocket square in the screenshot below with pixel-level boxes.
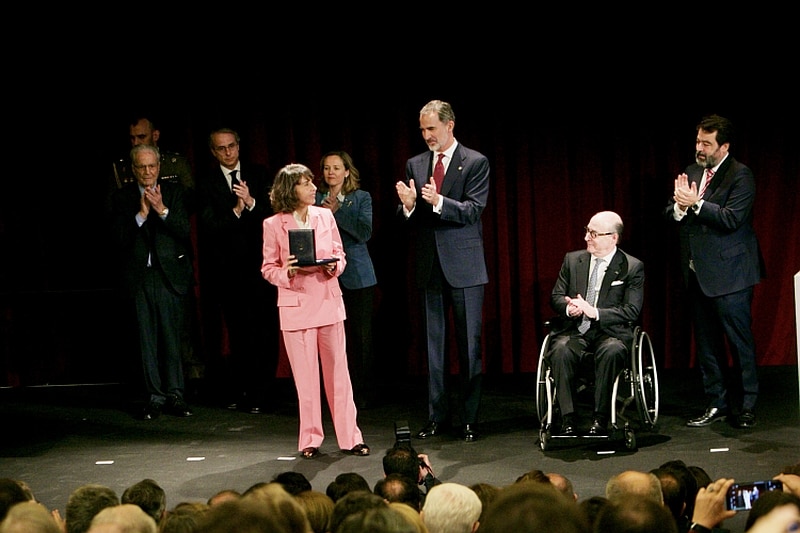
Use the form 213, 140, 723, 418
611, 280, 624, 286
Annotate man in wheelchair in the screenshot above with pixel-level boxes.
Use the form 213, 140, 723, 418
546, 211, 645, 436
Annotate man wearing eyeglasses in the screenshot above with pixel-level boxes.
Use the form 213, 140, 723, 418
196, 127, 279, 415
110, 144, 194, 420
547, 211, 645, 436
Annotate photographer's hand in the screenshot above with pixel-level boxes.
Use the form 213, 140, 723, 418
418, 453, 434, 480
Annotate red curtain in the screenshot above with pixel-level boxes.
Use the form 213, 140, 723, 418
3, 95, 797, 386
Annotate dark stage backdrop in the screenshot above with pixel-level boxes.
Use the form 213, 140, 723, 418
2, 88, 798, 387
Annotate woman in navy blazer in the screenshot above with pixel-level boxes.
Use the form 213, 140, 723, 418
316, 151, 378, 408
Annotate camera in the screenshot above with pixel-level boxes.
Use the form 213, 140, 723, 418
725, 480, 783, 511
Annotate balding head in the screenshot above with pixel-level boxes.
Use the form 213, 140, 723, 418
606, 470, 664, 505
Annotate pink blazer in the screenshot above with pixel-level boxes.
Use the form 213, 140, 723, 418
261, 206, 347, 331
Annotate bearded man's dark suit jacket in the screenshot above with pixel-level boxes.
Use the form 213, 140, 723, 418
197, 161, 278, 410
665, 155, 764, 413
548, 248, 645, 419
400, 141, 490, 427
111, 180, 193, 406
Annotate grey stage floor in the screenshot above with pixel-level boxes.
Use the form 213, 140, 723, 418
2, 367, 798, 532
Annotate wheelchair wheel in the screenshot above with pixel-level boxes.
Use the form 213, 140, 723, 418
632, 328, 659, 429
535, 333, 554, 425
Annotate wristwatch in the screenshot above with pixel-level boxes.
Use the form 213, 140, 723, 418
160, 207, 169, 217
689, 522, 712, 533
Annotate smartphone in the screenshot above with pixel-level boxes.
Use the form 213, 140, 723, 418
725, 480, 783, 511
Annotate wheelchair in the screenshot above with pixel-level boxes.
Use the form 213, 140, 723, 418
535, 319, 659, 451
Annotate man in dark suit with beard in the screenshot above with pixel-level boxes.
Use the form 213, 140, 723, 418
667, 114, 764, 429
111, 144, 194, 420
196, 127, 278, 414
396, 100, 490, 442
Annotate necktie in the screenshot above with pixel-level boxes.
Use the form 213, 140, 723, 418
699, 168, 715, 198
229, 170, 239, 191
433, 153, 445, 191
579, 258, 604, 334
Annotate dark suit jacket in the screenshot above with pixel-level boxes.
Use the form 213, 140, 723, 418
665, 156, 764, 297
111, 181, 193, 297
550, 248, 645, 343
197, 161, 272, 282
401, 142, 490, 289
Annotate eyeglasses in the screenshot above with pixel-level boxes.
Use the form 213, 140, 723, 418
133, 163, 159, 172
584, 226, 615, 239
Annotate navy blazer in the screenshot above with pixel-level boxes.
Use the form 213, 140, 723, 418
550, 248, 645, 343
665, 156, 764, 297
401, 142, 490, 289
315, 189, 377, 290
111, 181, 194, 297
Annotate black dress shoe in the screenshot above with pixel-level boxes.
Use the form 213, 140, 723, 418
345, 443, 371, 456
248, 406, 263, 415
416, 421, 440, 439
463, 424, 478, 442
164, 399, 194, 417
735, 409, 757, 428
301, 447, 319, 459
686, 407, 727, 427
588, 416, 608, 435
141, 402, 162, 420
560, 415, 576, 436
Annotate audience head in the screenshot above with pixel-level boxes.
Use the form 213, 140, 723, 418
206, 489, 240, 507
420, 482, 481, 533
383, 444, 423, 484
120, 479, 166, 524
0, 478, 29, 522
293, 490, 334, 533
65, 484, 120, 533
197, 498, 306, 533
326, 472, 371, 503
605, 470, 664, 505
336, 505, 419, 533
468, 483, 499, 525
0, 500, 61, 533
479, 482, 586, 533
594, 494, 679, 533
239, 482, 309, 531
374, 474, 423, 511
651, 467, 687, 523
158, 504, 208, 533
271, 472, 312, 496
745, 489, 800, 531
86, 503, 157, 533
578, 495, 611, 529
329, 490, 388, 533
389, 501, 429, 533
688, 465, 713, 490
658, 460, 698, 521
514, 469, 551, 485
546, 472, 578, 502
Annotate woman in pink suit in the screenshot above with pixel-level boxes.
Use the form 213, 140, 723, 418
261, 163, 369, 459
